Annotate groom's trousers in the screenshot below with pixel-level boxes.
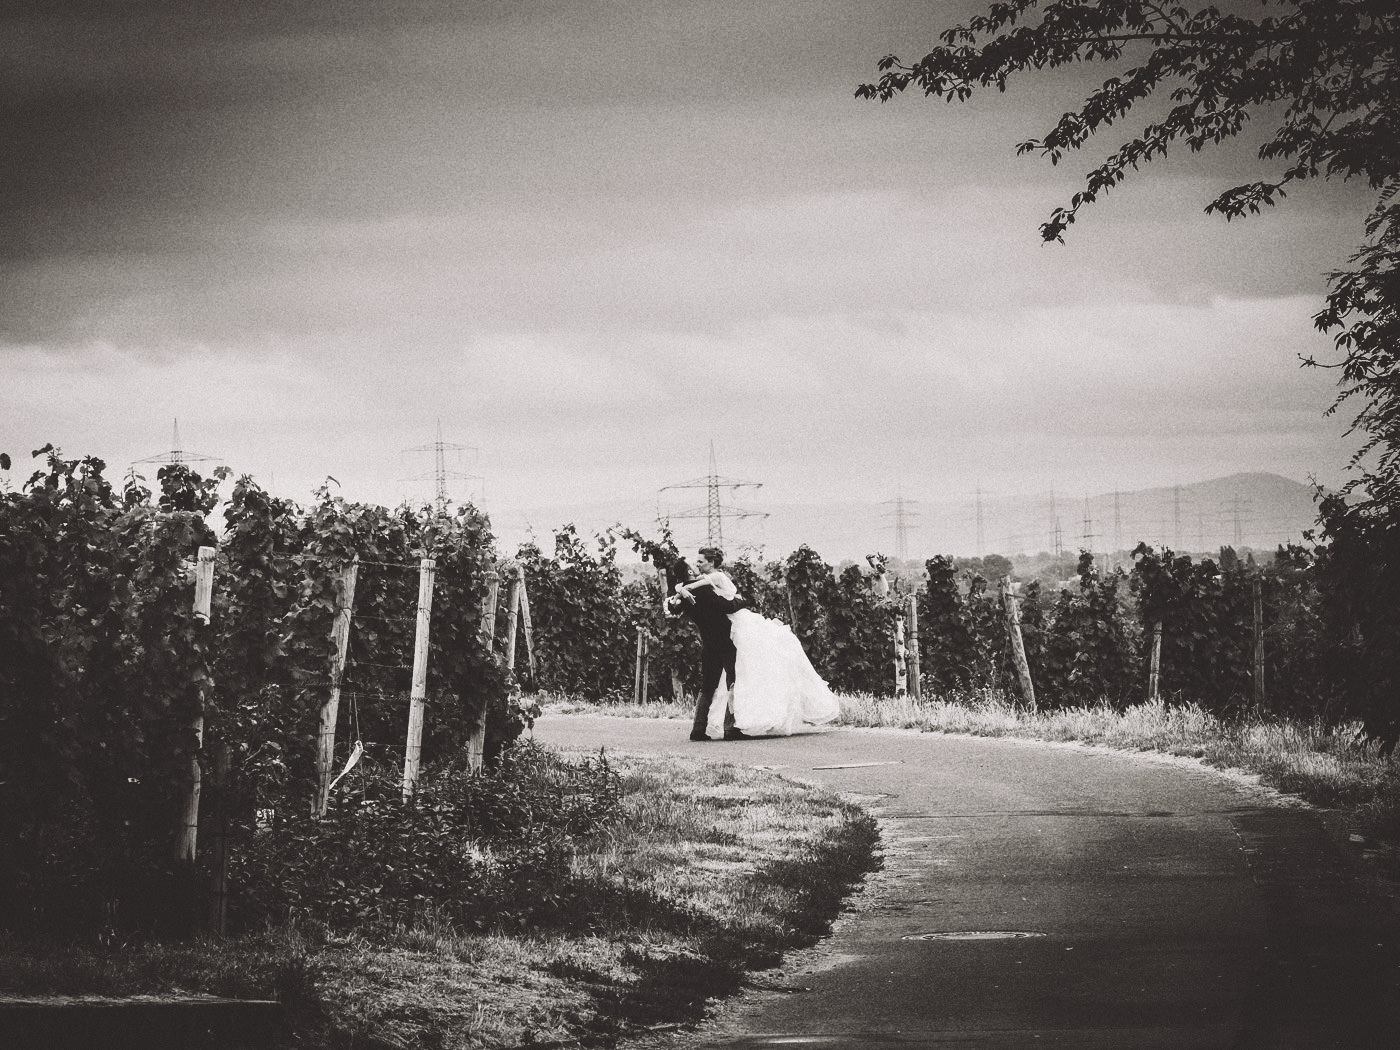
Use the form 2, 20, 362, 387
692, 639, 737, 737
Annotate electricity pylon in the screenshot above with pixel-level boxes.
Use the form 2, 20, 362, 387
404, 419, 480, 513
881, 491, 920, 559
660, 443, 766, 550
133, 419, 220, 469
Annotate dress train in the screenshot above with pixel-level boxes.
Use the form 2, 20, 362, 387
707, 609, 839, 737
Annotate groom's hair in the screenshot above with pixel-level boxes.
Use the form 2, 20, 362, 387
667, 558, 694, 590
698, 546, 724, 567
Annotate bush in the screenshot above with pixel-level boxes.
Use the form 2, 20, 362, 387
231, 742, 623, 934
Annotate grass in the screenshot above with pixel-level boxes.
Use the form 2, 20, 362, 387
547, 688, 1400, 852
0, 751, 881, 1049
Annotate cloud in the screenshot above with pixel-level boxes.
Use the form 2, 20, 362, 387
0, 0, 1374, 527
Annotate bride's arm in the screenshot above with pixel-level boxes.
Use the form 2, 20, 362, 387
674, 576, 716, 598
675, 572, 746, 612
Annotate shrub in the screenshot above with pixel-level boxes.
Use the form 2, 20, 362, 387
230, 742, 623, 934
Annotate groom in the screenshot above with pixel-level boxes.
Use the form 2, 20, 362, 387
668, 549, 746, 742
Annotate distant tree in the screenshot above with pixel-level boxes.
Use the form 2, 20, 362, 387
859, 0, 1400, 745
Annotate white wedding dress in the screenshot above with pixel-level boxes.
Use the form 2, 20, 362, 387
705, 607, 840, 738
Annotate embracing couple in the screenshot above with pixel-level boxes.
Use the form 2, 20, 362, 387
666, 546, 839, 742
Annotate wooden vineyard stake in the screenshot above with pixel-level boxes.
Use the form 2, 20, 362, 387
1149, 621, 1163, 702
175, 546, 216, 863
1000, 577, 1036, 709
206, 743, 231, 936
516, 562, 535, 682
1252, 576, 1266, 709
504, 568, 523, 678
401, 556, 436, 802
634, 627, 650, 705
315, 557, 359, 818
467, 568, 501, 772
907, 593, 921, 702
893, 614, 908, 696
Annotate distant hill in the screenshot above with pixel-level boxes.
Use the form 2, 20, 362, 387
490, 472, 1323, 565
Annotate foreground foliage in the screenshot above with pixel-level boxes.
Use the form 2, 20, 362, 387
0, 746, 881, 1049
0, 448, 518, 940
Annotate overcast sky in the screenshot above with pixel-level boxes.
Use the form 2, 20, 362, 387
1, 1, 1372, 551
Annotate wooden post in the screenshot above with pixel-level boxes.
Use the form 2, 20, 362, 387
175, 546, 216, 863
401, 556, 436, 802
893, 615, 908, 696
1252, 576, 1265, 709
193, 546, 215, 622
1000, 577, 1036, 709
634, 626, 646, 704
1149, 620, 1163, 702
315, 557, 358, 818
640, 631, 649, 704
907, 593, 921, 702
516, 563, 535, 683
480, 569, 501, 647
504, 570, 523, 678
206, 743, 231, 936
467, 569, 500, 772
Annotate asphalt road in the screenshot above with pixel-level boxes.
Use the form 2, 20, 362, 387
531, 714, 1400, 1049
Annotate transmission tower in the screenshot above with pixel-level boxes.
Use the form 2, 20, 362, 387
133, 419, 220, 470
1224, 494, 1251, 548
881, 491, 920, 560
1081, 497, 1099, 561
1113, 490, 1123, 562
975, 486, 986, 557
404, 419, 480, 513
660, 443, 766, 550
1173, 484, 1184, 550
1049, 486, 1064, 558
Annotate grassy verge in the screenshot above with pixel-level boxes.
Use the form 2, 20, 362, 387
548, 690, 1400, 856
0, 750, 880, 1049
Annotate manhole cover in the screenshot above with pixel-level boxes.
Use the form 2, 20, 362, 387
902, 931, 1045, 941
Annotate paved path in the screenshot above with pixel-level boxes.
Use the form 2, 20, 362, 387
531, 714, 1400, 1049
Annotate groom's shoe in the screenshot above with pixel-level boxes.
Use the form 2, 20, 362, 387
722, 729, 749, 740
690, 731, 712, 742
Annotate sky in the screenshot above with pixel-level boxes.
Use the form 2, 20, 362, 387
1, 1, 1375, 556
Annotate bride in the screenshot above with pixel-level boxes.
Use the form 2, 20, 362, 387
674, 548, 839, 738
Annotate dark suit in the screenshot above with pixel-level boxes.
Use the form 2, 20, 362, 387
676, 586, 746, 737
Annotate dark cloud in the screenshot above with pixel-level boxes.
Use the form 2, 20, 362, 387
0, 0, 1371, 512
